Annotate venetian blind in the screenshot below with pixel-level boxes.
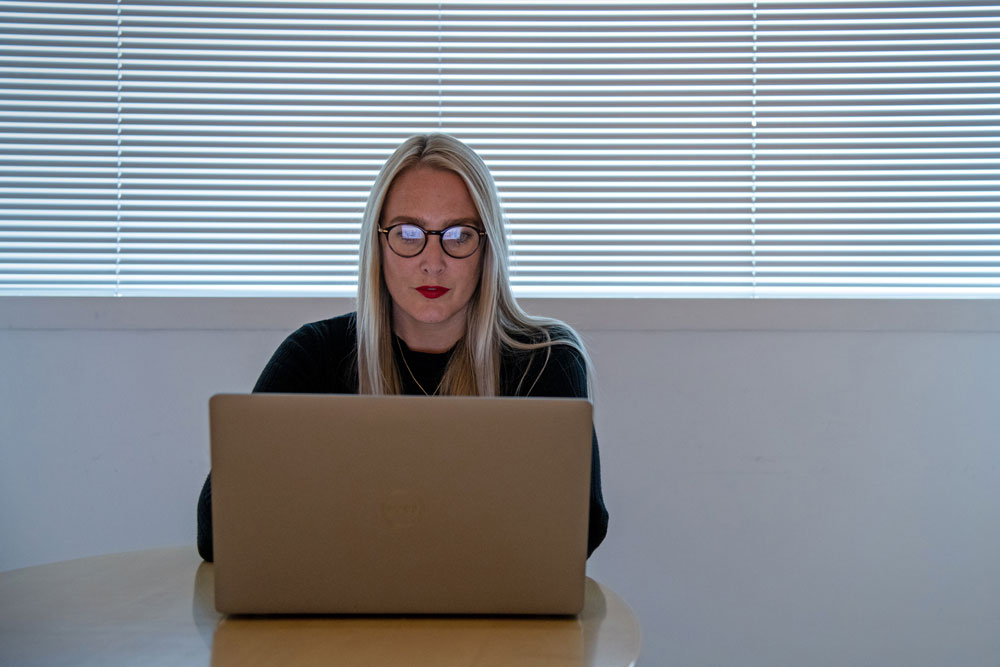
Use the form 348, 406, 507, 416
1, 1, 998, 296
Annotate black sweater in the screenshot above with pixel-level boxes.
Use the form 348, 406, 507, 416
197, 312, 609, 559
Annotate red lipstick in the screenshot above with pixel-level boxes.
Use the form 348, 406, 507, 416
416, 286, 450, 299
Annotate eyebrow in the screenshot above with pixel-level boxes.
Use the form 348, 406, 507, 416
386, 215, 481, 229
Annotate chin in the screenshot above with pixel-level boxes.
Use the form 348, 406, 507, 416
413, 309, 456, 326
398, 301, 446, 324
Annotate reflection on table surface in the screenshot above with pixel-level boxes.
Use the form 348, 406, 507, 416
0, 546, 640, 667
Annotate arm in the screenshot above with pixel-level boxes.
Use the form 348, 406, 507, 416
196, 474, 214, 561
197, 317, 357, 561
520, 342, 610, 558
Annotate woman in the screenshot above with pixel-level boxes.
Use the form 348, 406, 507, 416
197, 133, 608, 559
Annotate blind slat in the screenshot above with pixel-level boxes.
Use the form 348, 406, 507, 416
2, 1, 999, 297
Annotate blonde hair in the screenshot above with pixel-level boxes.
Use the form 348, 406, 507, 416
356, 133, 591, 397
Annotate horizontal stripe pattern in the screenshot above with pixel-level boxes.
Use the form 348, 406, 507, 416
1, 1, 998, 296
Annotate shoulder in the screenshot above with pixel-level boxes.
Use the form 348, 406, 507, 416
280, 311, 358, 371
253, 312, 358, 393
538, 336, 588, 390
288, 312, 357, 350
501, 322, 588, 398
506, 320, 580, 347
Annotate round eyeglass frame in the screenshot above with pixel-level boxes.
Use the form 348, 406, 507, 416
378, 223, 487, 259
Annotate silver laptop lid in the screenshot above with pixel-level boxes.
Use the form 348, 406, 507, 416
210, 393, 593, 615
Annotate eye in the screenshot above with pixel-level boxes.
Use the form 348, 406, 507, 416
443, 226, 473, 243
397, 224, 425, 242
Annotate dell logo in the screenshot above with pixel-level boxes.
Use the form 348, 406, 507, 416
381, 489, 422, 527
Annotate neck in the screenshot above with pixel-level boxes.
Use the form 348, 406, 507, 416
392, 306, 467, 353
393, 320, 464, 354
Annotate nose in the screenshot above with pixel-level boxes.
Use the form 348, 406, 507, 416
419, 235, 447, 275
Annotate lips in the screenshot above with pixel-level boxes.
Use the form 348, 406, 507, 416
416, 286, 450, 299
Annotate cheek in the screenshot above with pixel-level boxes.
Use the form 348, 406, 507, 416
379, 243, 405, 287
461, 256, 485, 294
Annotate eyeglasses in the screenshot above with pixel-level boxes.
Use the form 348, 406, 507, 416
378, 223, 486, 259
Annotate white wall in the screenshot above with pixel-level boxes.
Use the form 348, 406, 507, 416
3, 297, 999, 666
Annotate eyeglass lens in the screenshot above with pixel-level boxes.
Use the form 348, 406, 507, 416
387, 224, 481, 258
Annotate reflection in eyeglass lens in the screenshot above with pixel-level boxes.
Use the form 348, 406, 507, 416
388, 224, 481, 258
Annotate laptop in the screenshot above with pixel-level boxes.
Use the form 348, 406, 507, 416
209, 393, 593, 616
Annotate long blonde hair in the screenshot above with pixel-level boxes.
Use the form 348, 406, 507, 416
356, 133, 591, 397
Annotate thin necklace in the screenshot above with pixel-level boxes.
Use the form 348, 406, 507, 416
395, 336, 440, 396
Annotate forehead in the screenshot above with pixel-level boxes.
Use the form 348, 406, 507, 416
382, 166, 478, 222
